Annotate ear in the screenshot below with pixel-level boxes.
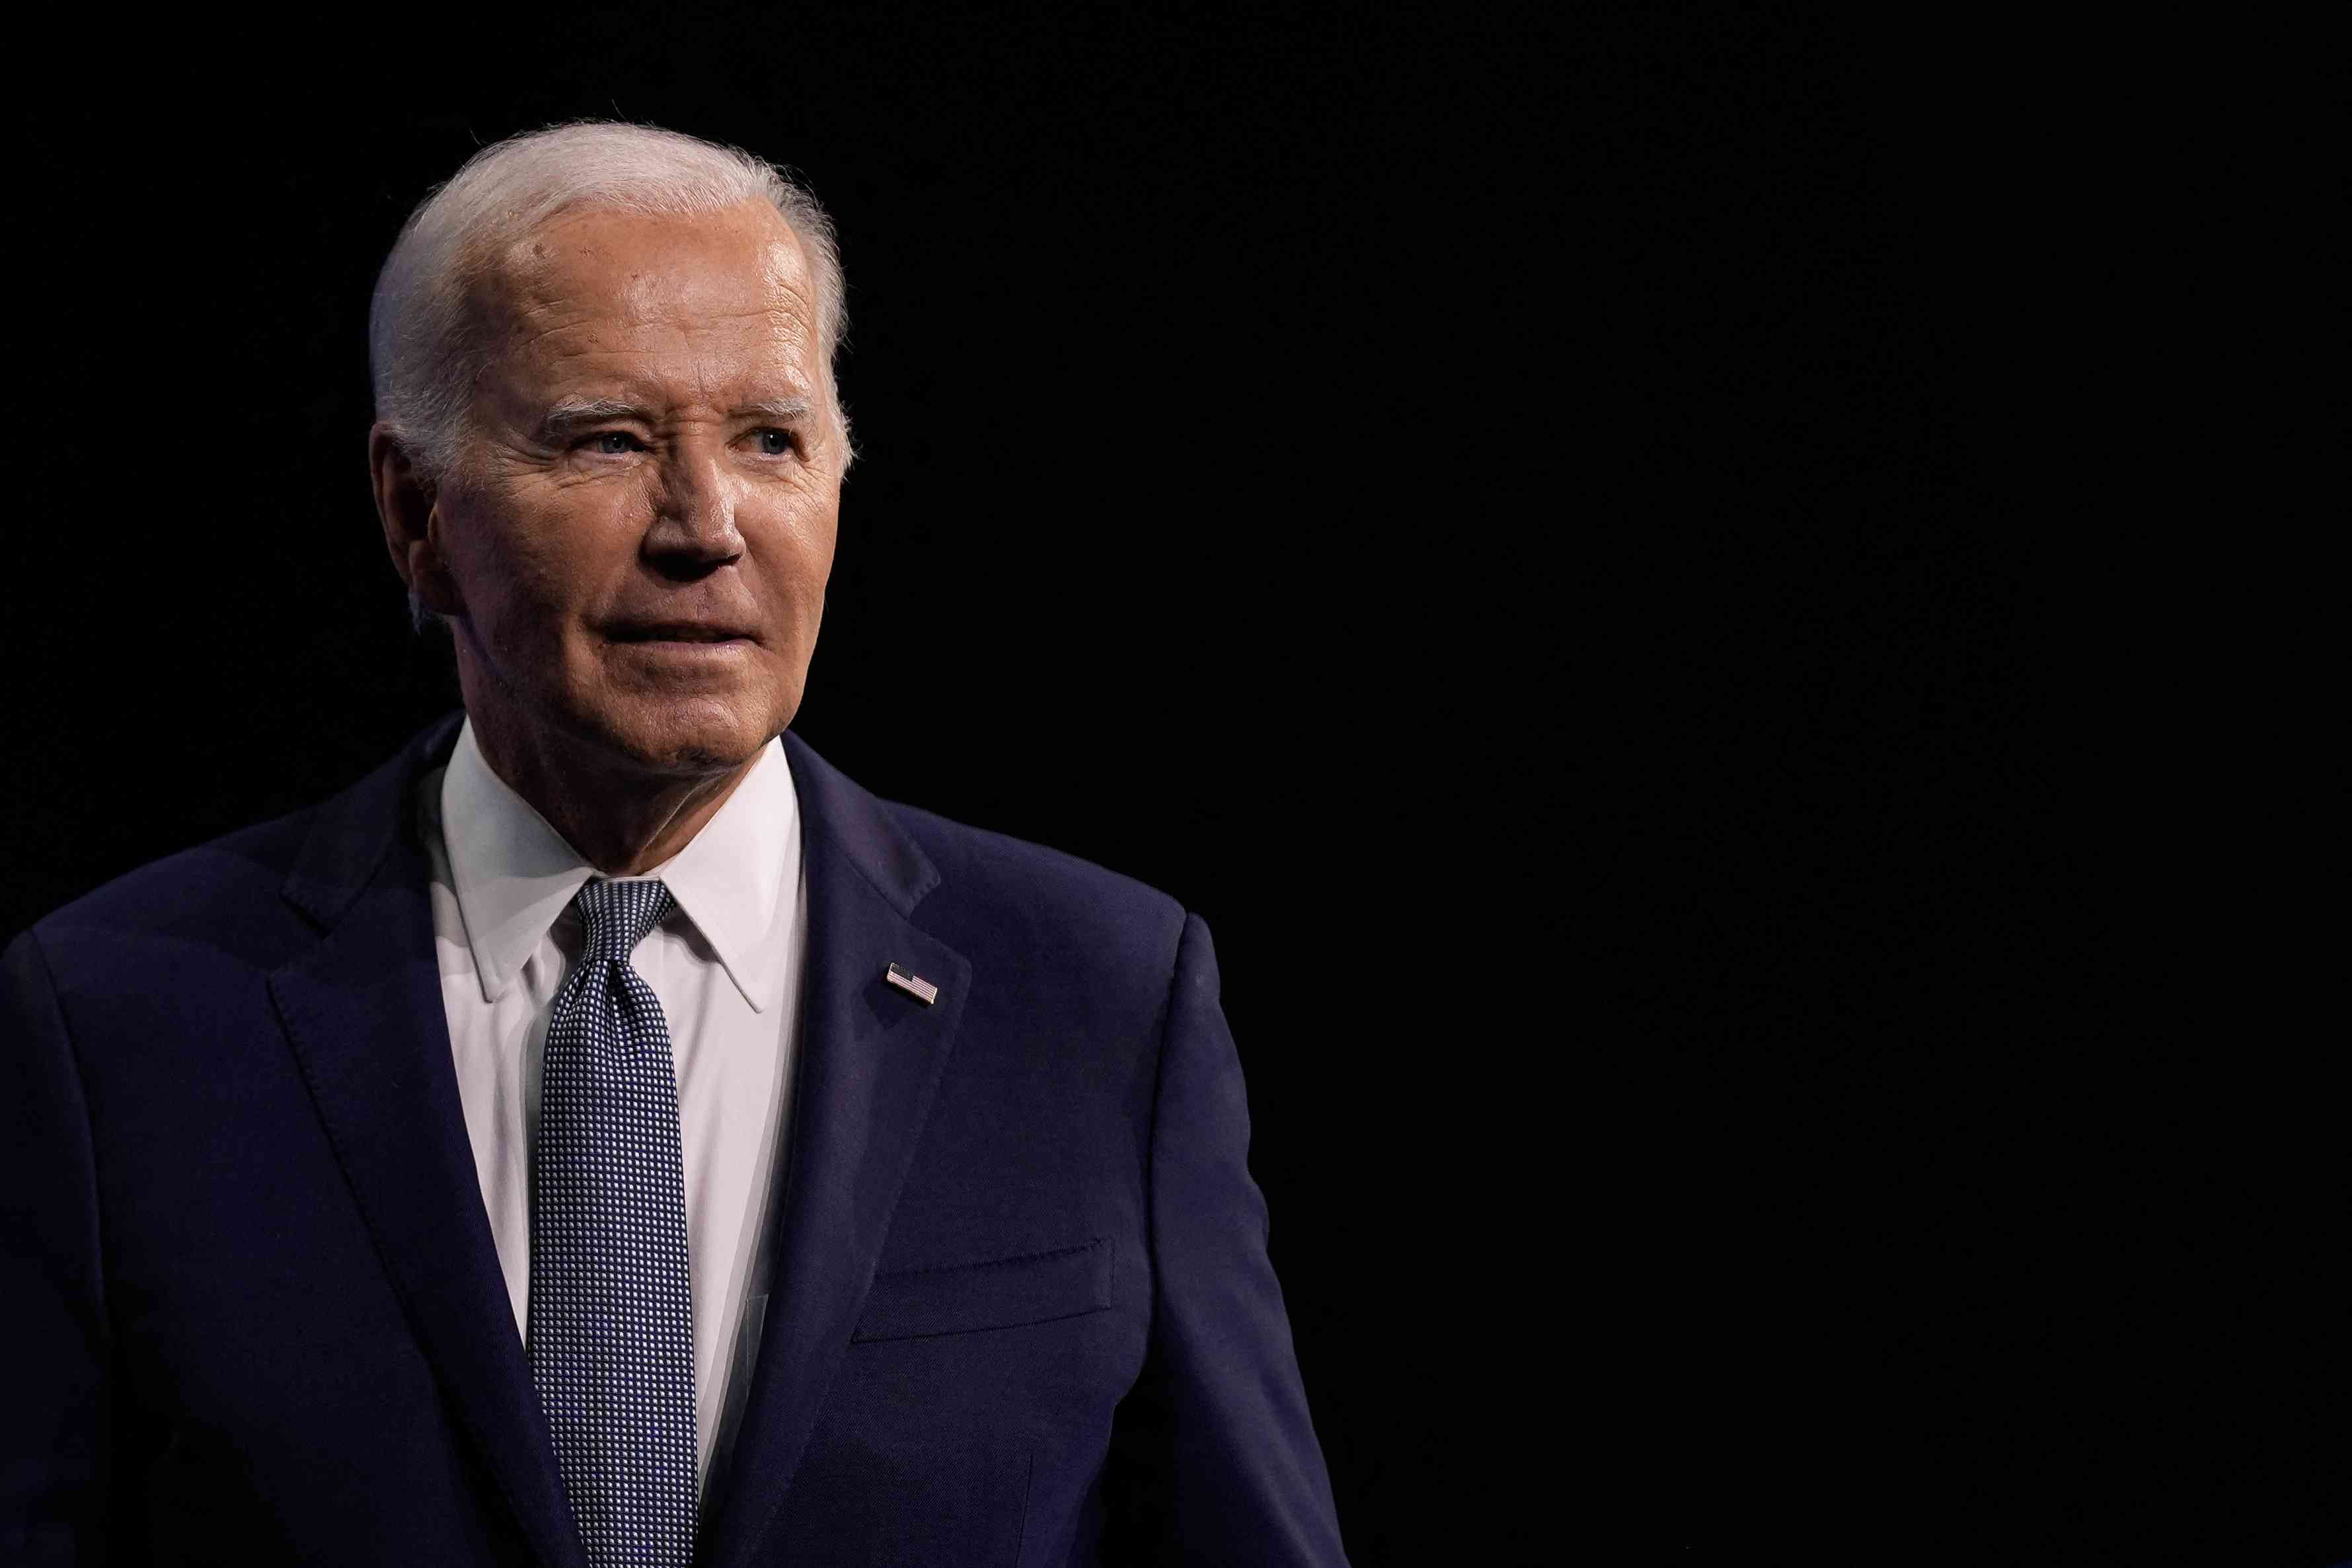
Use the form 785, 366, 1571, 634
368, 422, 463, 618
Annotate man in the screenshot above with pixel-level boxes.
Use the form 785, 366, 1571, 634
1, 122, 1347, 1565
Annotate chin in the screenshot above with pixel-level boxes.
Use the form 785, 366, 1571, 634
597, 693, 790, 776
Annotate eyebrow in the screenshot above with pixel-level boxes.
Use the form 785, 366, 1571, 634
533, 396, 816, 442
730, 397, 815, 424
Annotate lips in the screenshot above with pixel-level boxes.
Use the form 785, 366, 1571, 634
606, 622, 758, 644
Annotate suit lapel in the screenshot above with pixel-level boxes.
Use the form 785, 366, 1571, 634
696, 733, 970, 1568
266, 716, 585, 1568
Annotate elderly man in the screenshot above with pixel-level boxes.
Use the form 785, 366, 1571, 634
1, 123, 1346, 1566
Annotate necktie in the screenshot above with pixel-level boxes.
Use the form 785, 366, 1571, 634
529, 878, 698, 1566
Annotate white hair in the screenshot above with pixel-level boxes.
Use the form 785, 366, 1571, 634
369, 120, 852, 490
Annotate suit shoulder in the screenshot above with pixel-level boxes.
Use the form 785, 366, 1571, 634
28, 805, 322, 975
879, 798, 1189, 970
26, 713, 457, 975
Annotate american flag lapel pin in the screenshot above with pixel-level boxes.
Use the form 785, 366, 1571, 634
885, 963, 940, 1006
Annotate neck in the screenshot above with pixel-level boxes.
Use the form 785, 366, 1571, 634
465, 710, 761, 877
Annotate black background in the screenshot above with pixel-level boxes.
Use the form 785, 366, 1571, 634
4, 11, 2328, 1565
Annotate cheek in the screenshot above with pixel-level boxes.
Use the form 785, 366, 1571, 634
795, 519, 840, 605
794, 488, 843, 584
451, 486, 641, 632
756, 498, 840, 612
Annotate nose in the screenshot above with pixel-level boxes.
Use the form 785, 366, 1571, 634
641, 445, 744, 579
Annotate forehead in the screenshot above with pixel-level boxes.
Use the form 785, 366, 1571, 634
471, 202, 819, 397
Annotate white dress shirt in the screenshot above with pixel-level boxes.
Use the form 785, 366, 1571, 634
414, 718, 806, 1491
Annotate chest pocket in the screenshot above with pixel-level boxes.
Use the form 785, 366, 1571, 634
852, 1237, 1114, 1344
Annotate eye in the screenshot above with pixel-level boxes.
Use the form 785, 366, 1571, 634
580, 431, 643, 456
753, 428, 798, 457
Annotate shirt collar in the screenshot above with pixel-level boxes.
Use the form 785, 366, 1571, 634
439, 718, 800, 1013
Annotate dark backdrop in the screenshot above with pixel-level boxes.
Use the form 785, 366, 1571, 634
5, 11, 2307, 1565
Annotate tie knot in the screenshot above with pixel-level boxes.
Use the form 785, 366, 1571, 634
572, 878, 675, 965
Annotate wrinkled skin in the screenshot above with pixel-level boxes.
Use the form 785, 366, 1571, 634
371, 200, 842, 871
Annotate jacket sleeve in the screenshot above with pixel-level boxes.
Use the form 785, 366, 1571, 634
1, 928, 114, 1563
1100, 913, 1350, 1565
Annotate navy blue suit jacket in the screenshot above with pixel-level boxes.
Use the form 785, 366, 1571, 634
1, 715, 1347, 1565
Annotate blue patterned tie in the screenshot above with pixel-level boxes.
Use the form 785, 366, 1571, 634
529, 878, 698, 1566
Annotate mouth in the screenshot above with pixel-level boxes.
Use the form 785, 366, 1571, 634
605, 622, 759, 646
